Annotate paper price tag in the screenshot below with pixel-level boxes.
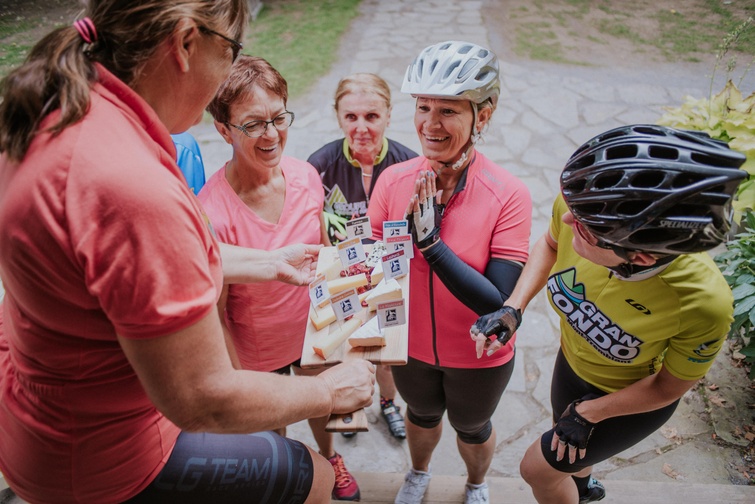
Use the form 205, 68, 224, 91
337, 237, 367, 267
386, 235, 413, 259
377, 299, 406, 330
331, 288, 362, 321
381, 249, 408, 281
308, 273, 330, 309
383, 219, 408, 238
346, 216, 372, 240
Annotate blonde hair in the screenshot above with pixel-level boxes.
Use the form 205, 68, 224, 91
334, 73, 391, 113
0, 0, 249, 161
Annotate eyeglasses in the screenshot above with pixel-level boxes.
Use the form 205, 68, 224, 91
199, 26, 243, 63
573, 219, 632, 261
226, 111, 295, 138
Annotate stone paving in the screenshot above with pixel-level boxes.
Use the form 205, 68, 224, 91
182, 0, 755, 495
5, 0, 753, 501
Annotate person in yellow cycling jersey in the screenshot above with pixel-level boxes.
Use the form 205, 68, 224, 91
472, 124, 747, 504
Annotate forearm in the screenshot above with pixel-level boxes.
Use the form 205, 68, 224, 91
505, 233, 557, 312
119, 313, 335, 434
219, 242, 277, 284
576, 367, 696, 424
421, 240, 513, 315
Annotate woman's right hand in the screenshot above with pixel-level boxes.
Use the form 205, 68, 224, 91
317, 359, 376, 414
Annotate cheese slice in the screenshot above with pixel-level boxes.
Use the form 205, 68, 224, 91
365, 240, 386, 268
310, 291, 370, 331
370, 260, 384, 286
310, 305, 336, 331
364, 278, 402, 311
348, 316, 385, 347
312, 317, 362, 359
327, 272, 368, 295
320, 260, 344, 281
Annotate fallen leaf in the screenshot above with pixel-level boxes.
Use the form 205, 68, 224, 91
709, 394, 727, 407
708, 384, 719, 391
746, 432, 755, 441
662, 463, 680, 479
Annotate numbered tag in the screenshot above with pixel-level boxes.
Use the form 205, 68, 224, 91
377, 299, 406, 330
337, 237, 367, 267
383, 219, 408, 238
346, 216, 372, 240
308, 274, 330, 309
386, 234, 413, 259
381, 249, 408, 281
331, 288, 362, 322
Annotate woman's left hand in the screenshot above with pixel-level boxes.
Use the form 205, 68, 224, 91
274, 243, 322, 285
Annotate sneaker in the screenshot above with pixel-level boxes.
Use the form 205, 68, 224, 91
464, 482, 489, 504
578, 477, 605, 503
328, 452, 360, 501
381, 400, 406, 439
341, 431, 357, 438
394, 468, 432, 504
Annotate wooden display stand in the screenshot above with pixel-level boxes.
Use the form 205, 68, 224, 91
300, 246, 409, 431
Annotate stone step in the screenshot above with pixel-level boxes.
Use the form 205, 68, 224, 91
3, 472, 754, 503
346, 472, 755, 503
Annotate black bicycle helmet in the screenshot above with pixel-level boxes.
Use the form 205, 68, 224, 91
561, 124, 747, 255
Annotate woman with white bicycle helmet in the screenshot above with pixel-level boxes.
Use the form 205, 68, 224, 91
367, 41, 533, 504
473, 125, 746, 504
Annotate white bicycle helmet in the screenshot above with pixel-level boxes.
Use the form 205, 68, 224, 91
401, 40, 500, 107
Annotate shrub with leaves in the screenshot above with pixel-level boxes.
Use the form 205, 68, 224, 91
715, 209, 755, 379
657, 80, 755, 216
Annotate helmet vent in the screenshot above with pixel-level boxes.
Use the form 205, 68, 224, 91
593, 172, 623, 189
606, 145, 638, 159
692, 151, 744, 168
569, 154, 595, 170
458, 59, 476, 79
458, 44, 473, 54
671, 173, 704, 188
648, 146, 678, 160
632, 125, 665, 137
630, 171, 665, 188
616, 200, 651, 216
446, 60, 461, 79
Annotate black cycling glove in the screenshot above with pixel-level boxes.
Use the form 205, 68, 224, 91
471, 306, 522, 345
407, 193, 442, 250
554, 396, 597, 451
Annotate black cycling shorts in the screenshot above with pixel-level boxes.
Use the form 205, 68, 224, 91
125, 430, 314, 503
540, 349, 679, 473
392, 355, 515, 444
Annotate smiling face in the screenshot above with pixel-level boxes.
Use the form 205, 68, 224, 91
222, 85, 288, 172
413, 97, 477, 164
337, 91, 391, 163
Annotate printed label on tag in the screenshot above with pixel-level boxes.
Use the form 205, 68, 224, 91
383, 219, 408, 238
308, 273, 330, 308
346, 216, 372, 240
386, 234, 413, 259
331, 288, 362, 321
381, 250, 408, 280
377, 299, 406, 329
337, 237, 367, 267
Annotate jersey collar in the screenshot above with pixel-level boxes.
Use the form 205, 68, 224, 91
343, 137, 389, 167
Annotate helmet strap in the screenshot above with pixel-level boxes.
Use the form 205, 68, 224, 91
608, 254, 677, 279
441, 102, 480, 172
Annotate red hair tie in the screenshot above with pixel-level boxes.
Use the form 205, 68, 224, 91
73, 17, 97, 44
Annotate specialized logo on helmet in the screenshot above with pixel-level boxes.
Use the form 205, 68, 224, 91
659, 219, 707, 229
548, 268, 644, 363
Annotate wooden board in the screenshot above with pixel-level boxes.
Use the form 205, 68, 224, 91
300, 246, 409, 369
300, 245, 410, 432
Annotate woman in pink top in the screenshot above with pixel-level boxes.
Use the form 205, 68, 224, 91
367, 41, 533, 504
0, 2, 375, 503
198, 56, 361, 502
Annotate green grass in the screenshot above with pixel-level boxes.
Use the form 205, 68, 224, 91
244, 0, 361, 98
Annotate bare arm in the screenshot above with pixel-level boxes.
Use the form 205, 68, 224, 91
575, 366, 696, 423
219, 242, 322, 286
216, 285, 242, 369
118, 311, 375, 433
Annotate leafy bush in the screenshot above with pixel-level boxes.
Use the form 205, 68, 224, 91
714, 210, 755, 378
657, 80, 755, 216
